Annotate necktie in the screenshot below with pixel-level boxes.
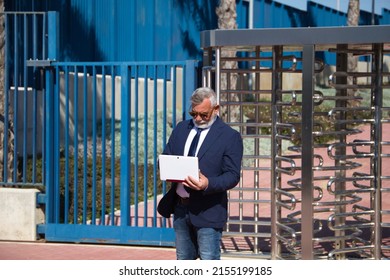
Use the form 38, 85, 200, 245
188, 128, 203, 157
183, 127, 203, 194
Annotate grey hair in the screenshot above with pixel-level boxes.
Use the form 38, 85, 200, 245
190, 87, 217, 107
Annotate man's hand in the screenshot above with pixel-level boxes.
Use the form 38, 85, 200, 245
183, 170, 208, 191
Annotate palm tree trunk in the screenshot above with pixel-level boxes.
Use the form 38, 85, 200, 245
347, 0, 360, 107
216, 0, 240, 122
0, 1, 16, 183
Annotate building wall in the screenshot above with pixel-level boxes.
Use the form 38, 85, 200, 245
5, 0, 390, 63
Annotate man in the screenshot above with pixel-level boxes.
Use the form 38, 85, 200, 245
162, 87, 243, 260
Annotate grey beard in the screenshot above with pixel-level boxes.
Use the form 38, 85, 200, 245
195, 115, 217, 129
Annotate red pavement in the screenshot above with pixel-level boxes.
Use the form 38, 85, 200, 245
0, 241, 176, 260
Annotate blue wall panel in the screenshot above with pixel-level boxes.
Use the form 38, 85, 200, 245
5, 0, 390, 63
238, 0, 307, 29
380, 9, 390, 25
236, 0, 249, 28
5, 0, 218, 62
307, 2, 346, 27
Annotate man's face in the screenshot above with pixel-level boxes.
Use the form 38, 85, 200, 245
189, 98, 219, 128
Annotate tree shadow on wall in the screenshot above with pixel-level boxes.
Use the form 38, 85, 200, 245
61, 4, 106, 62
174, 0, 218, 59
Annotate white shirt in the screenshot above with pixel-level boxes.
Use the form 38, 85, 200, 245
176, 127, 210, 198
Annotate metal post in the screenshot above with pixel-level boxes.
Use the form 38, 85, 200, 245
45, 11, 59, 224
215, 48, 221, 104
301, 44, 315, 259
334, 44, 348, 259
372, 43, 383, 259
44, 66, 54, 223
120, 64, 131, 226
271, 45, 283, 259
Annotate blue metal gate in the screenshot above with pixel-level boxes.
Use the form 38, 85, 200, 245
36, 60, 198, 246
1, 11, 199, 246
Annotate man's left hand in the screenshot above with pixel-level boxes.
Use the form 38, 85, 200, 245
183, 171, 208, 191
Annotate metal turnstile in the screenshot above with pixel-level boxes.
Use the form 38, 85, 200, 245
201, 25, 390, 259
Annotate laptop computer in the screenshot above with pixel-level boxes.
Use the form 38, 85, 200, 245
158, 154, 199, 182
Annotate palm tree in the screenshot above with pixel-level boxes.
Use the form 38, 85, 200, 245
347, 0, 360, 107
347, 0, 360, 29
216, 0, 240, 122
0, 0, 16, 183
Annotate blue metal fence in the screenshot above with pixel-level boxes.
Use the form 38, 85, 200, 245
1, 11, 199, 246
1, 11, 48, 186
2, 2, 390, 248
33, 59, 198, 245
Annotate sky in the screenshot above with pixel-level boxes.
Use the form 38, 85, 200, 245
274, 0, 390, 14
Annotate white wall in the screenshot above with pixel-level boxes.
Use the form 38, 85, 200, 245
9, 68, 183, 155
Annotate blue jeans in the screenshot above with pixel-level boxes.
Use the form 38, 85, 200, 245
173, 203, 222, 260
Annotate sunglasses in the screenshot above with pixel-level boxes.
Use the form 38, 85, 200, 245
189, 107, 216, 119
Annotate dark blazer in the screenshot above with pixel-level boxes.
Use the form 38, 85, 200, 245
163, 116, 243, 228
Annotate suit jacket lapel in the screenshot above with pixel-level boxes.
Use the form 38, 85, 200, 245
177, 120, 195, 155
197, 117, 224, 160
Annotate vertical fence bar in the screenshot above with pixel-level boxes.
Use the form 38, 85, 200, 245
91, 65, 97, 224
13, 13, 19, 182
143, 65, 149, 226
301, 44, 315, 259
73, 66, 79, 224
64, 66, 70, 223
41, 13, 47, 183
44, 66, 54, 223
101, 66, 107, 224
134, 65, 139, 226
63, 66, 70, 222
373, 43, 384, 259
334, 44, 348, 259
82, 65, 88, 224
172, 66, 177, 126
271, 45, 282, 259
22, 14, 28, 182
32, 14, 38, 182
120, 64, 131, 226
53, 66, 60, 223
45, 11, 59, 224
152, 65, 158, 226
161, 65, 168, 227
110, 65, 116, 225
215, 48, 221, 105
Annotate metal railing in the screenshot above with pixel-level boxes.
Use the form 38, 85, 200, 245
1, 11, 200, 247
1, 12, 48, 186
201, 25, 390, 259
24, 60, 197, 245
